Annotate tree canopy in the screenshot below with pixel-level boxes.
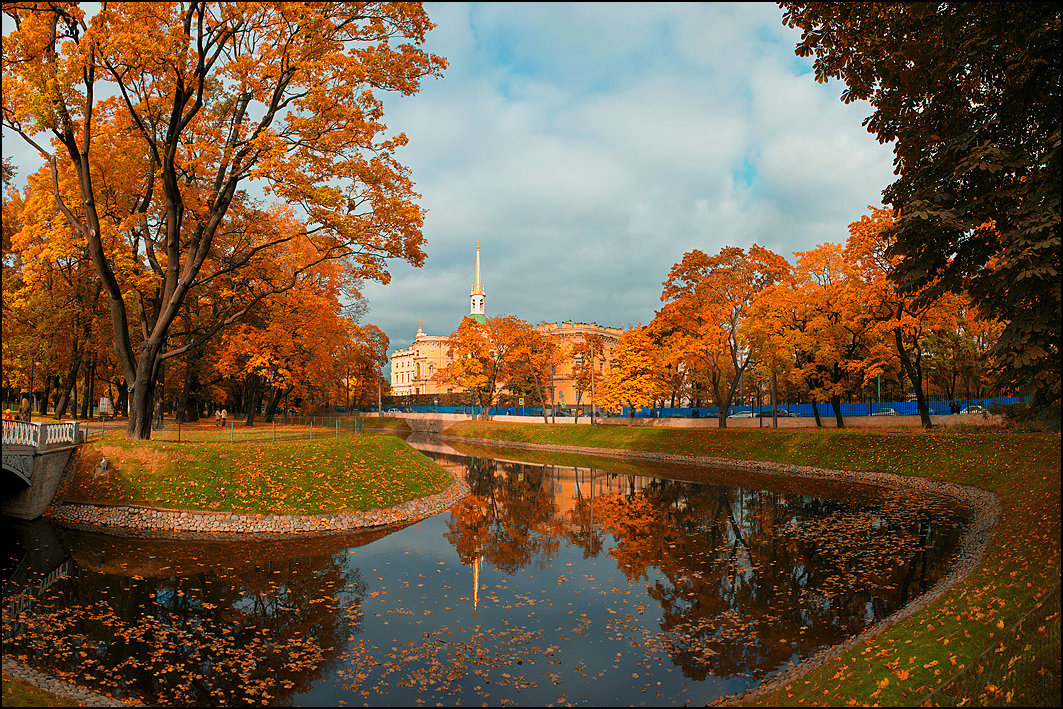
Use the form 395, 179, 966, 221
2, 1, 445, 437
779, 1, 1061, 421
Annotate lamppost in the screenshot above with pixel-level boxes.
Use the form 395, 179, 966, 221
27, 356, 41, 423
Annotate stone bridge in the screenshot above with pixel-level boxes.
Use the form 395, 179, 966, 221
2, 419, 82, 520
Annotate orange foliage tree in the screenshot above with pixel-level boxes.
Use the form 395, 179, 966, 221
846, 206, 965, 428
596, 325, 666, 417
653, 245, 790, 426
434, 315, 546, 419
1, 2, 445, 438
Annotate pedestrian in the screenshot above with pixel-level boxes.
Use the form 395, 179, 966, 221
221, 408, 227, 427
16, 395, 31, 422
215, 408, 222, 427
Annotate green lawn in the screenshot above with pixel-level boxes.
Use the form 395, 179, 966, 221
443, 420, 1061, 707
64, 423, 451, 515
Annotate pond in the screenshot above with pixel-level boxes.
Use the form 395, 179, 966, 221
2, 433, 969, 706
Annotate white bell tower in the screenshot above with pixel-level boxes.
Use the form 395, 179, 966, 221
470, 242, 486, 320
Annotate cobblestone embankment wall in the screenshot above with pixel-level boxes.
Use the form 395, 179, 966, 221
45, 471, 469, 539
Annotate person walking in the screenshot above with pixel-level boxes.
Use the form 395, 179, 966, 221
16, 395, 32, 422
221, 408, 227, 427
215, 408, 222, 427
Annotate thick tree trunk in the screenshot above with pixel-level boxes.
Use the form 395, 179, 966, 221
127, 342, 163, 439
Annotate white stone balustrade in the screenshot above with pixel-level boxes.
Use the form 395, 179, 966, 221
2, 419, 79, 448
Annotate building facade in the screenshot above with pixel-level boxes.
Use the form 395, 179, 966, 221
389, 244, 622, 406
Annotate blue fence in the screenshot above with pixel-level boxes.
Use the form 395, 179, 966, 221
345, 396, 1026, 419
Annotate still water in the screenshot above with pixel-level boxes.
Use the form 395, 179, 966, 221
2, 434, 968, 706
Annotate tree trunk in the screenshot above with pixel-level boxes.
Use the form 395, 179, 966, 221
53, 354, 82, 419
244, 373, 260, 426
264, 385, 291, 423
811, 396, 823, 428
895, 328, 933, 429
126, 341, 163, 439
771, 369, 778, 429
831, 394, 844, 428
116, 379, 129, 418
80, 352, 95, 419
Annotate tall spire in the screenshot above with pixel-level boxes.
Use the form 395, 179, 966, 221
470, 242, 486, 322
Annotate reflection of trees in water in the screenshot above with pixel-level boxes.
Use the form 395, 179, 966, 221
426, 444, 965, 685
594, 480, 964, 682
445, 457, 561, 574
3, 547, 366, 706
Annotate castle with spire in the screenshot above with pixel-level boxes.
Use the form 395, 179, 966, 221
389, 244, 622, 402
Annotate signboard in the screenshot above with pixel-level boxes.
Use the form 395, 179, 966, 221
519, 398, 524, 406
99, 397, 113, 414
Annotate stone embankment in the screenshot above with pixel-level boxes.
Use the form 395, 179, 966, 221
2, 656, 140, 707
45, 472, 469, 539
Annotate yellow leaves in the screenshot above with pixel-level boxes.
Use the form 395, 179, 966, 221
895, 669, 910, 681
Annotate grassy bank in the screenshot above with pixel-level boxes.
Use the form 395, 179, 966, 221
443, 420, 1061, 707
0, 676, 78, 707
64, 423, 450, 515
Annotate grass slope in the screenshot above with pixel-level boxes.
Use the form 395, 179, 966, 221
65, 425, 451, 515
444, 420, 1061, 707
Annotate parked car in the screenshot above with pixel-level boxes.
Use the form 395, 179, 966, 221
386, 408, 403, 413
959, 405, 988, 414
728, 410, 756, 418
757, 408, 799, 417
871, 408, 898, 416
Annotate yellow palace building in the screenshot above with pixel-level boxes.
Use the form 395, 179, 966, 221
389, 244, 622, 407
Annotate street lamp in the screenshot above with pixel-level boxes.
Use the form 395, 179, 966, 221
27, 356, 41, 423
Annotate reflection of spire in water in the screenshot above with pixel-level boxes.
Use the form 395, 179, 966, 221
472, 554, 481, 618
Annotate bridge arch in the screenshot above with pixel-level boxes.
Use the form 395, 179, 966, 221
2, 420, 82, 520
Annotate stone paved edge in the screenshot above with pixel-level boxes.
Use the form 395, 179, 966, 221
43, 469, 469, 539
441, 434, 1001, 705
2, 656, 141, 707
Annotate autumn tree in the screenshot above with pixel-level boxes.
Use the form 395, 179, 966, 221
434, 315, 542, 419
784, 242, 889, 428
654, 245, 790, 427
596, 325, 666, 418
780, 1, 1061, 423
342, 322, 390, 410
570, 334, 604, 423
2, 2, 445, 438
847, 206, 964, 428
505, 324, 564, 423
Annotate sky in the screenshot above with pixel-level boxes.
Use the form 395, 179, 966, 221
3, 3, 898, 375
364, 2, 896, 365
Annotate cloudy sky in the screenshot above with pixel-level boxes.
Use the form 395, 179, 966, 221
364, 2, 896, 364
3, 3, 898, 374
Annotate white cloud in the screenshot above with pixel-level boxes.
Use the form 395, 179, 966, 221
3, 2, 898, 364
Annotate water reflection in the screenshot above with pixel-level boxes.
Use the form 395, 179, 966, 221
3, 521, 383, 705
2, 435, 968, 706
418, 435, 967, 684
